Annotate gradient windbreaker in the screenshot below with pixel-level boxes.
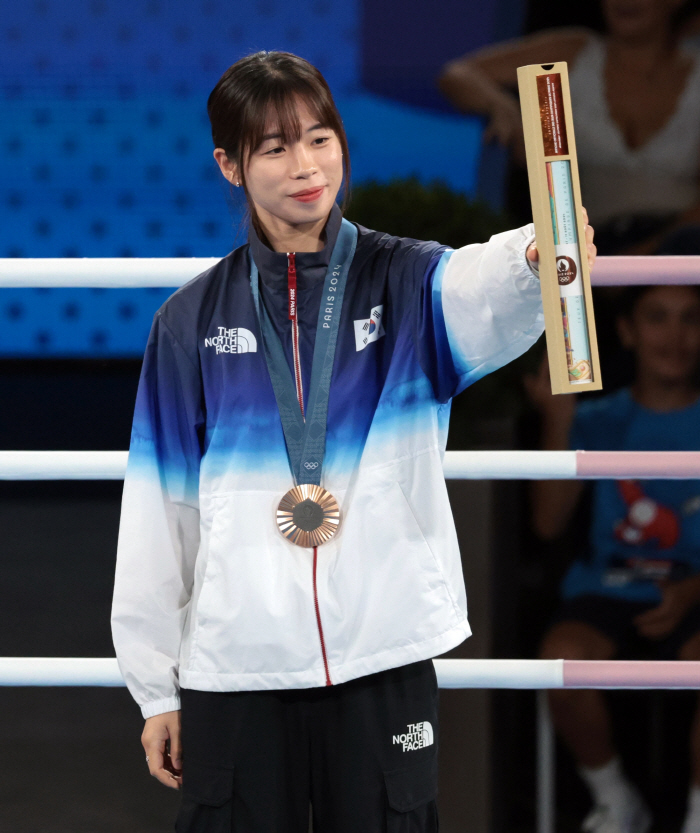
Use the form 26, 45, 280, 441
111, 205, 544, 718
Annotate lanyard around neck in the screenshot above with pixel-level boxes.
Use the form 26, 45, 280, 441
249, 217, 358, 486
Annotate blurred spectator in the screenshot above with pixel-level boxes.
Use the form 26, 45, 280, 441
439, 0, 700, 255
526, 285, 700, 833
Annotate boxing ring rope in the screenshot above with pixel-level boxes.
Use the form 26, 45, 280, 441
3, 254, 700, 833
2, 449, 700, 480
0, 254, 699, 287
0, 657, 698, 689
0, 451, 700, 480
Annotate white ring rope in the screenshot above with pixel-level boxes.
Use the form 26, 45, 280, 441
0, 258, 222, 287
0, 451, 128, 480
0, 255, 698, 287
1, 450, 699, 480
1, 658, 698, 689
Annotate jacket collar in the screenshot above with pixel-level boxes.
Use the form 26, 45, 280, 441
247, 202, 343, 287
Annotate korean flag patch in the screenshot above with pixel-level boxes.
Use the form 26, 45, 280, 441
354, 305, 385, 352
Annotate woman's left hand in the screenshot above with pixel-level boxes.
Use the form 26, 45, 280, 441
526, 206, 597, 272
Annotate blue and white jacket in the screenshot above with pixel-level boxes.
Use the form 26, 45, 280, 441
111, 204, 543, 718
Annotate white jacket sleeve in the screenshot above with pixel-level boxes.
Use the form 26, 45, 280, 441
433, 222, 544, 396
111, 311, 204, 719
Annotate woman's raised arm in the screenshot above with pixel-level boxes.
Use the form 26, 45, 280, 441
438, 28, 590, 163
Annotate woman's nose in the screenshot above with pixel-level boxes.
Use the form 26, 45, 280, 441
290, 143, 316, 177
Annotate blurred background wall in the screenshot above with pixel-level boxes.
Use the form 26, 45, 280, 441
0, 0, 492, 355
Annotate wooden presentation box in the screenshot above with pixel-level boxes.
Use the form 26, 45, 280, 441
517, 61, 602, 395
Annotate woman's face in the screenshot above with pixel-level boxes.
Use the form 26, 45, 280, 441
602, 0, 683, 40
238, 97, 343, 237
618, 286, 700, 385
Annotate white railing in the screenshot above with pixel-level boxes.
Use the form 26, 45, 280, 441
1, 657, 695, 689
0, 255, 699, 287
2, 450, 700, 480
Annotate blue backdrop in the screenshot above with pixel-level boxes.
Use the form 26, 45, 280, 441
0, 0, 504, 356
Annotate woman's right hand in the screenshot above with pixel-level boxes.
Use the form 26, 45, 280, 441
142, 710, 183, 789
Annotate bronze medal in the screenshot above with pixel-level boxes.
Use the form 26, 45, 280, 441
276, 484, 340, 548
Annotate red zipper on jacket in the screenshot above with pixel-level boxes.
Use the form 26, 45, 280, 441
287, 252, 332, 686
313, 546, 332, 686
287, 253, 305, 420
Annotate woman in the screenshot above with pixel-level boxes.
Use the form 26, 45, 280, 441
111, 51, 595, 831
439, 0, 700, 256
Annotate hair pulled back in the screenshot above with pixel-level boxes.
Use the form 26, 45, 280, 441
207, 51, 351, 238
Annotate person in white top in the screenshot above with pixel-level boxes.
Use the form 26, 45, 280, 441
440, 3, 700, 832
439, 0, 700, 256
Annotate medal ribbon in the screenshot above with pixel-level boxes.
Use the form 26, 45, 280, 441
249, 217, 358, 487
287, 253, 305, 418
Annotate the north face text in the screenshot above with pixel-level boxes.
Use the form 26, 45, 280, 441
204, 327, 257, 354
392, 721, 434, 752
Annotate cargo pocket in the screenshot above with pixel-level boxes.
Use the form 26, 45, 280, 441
384, 755, 439, 832
175, 760, 235, 833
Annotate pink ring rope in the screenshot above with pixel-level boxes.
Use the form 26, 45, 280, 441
576, 451, 700, 478
564, 660, 700, 688
592, 256, 700, 286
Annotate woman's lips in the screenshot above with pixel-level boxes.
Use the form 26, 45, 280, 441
290, 186, 325, 203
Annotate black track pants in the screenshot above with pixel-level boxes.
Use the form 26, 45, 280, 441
175, 659, 439, 833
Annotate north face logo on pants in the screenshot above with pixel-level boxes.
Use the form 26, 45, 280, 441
392, 722, 434, 752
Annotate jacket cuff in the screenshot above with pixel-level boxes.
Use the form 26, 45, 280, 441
522, 223, 540, 279
141, 695, 181, 719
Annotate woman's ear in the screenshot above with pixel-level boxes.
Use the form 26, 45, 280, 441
213, 148, 241, 186
616, 314, 636, 350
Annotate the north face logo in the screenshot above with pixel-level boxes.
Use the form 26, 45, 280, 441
204, 327, 257, 354
353, 305, 385, 352
392, 722, 434, 752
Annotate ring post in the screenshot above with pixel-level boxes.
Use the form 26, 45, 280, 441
537, 689, 556, 833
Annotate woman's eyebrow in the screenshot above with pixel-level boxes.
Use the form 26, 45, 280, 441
261, 123, 326, 142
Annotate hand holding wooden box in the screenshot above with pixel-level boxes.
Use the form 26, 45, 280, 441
518, 62, 602, 395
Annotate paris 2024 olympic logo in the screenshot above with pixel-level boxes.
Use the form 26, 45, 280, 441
557, 256, 577, 285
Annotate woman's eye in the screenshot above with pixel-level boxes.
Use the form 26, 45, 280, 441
313, 137, 330, 145
264, 146, 284, 155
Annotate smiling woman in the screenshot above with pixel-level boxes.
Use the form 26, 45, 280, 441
110, 49, 594, 833
207, 52, 350, 252
213, 98, 344, 253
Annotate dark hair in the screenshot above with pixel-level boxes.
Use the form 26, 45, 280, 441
207, 51, 351, 240
672, 0, 700, 37
617, 284, 700, 319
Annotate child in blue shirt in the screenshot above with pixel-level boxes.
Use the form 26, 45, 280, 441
527, 285, 700, 833
565, 386, 700, 604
